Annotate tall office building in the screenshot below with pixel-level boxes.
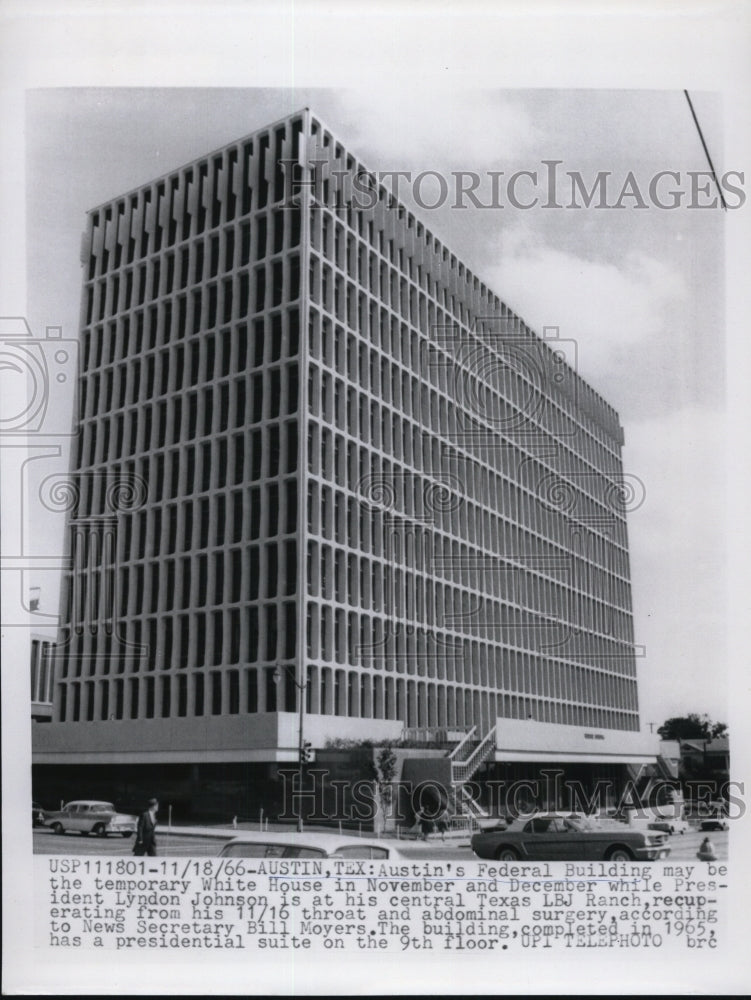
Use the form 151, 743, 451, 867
34, 109, 657, 807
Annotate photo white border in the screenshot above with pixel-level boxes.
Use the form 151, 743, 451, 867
2, 1, 750, 994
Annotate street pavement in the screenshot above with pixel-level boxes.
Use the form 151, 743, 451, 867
33, 824, 728, 861
34, 828, 222, 855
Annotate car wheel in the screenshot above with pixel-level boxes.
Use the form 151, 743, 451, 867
607, 846, 634, 861
495, 847, 519, 861
52, 823, 63, 835
93, 823, 106, 837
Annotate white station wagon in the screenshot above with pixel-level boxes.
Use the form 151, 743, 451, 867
45, 800, 138, 838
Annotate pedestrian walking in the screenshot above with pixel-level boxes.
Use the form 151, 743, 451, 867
435, 811, 450, 842
133, 797, 159, 856
415, 809, 434, 841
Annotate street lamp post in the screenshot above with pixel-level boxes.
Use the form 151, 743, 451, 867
273, 664, 307, 833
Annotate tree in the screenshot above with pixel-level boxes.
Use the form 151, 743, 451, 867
657, 713, 728, 741
370, 746, 398, 833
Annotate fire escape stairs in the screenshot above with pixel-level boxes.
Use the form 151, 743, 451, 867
444, 724, 497, 831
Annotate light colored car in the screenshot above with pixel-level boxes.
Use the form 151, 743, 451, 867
45, 800, 137, 838
217, 831, 406, 859
471, 814, 671, 861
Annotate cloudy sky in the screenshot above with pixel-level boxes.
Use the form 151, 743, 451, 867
25, 86, 728, 728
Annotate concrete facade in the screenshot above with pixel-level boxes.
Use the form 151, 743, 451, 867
34, 108, 645, 770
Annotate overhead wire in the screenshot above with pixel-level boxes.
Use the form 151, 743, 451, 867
684, 90, 727, 211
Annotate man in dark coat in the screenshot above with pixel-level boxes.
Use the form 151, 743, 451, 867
134, 798, 159, 856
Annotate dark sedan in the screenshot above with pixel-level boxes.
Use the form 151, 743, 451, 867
699, 810, 729, 832
471, 815, 670, 862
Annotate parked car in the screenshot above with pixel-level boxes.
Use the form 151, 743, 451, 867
471, 814, 671, 861
45, 800, 137, 838
217, 831, 406, 859
700, 815, 729, 832
32, 802, 46, 827
699, 805, 729, 832
476, 811, 591, 832
648, 817, 692, 835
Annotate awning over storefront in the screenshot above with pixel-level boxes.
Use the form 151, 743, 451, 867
494, 717, 660, 767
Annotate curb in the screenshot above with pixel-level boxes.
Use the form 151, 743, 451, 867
156, 825, 472, 844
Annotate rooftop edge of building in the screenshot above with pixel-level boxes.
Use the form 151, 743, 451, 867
81, 105, 625, 445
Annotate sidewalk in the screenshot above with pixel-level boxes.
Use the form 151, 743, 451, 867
157, 820, 471, 844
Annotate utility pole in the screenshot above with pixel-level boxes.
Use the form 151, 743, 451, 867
274, 664, 308, 833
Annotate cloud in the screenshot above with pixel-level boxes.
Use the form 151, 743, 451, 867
625, 404, 725, 624
485, 228, 688, 385
336, 88, 540, 170
624, 405, 726, 723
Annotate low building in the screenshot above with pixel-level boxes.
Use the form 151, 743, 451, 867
680, 737, 729, 775
31, 634, 55, 722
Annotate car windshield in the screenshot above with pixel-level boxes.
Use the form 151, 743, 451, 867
564, 816, 603, 831
332, 845, 390, 859
522, 816, 596, 834
560, 817, 584, 830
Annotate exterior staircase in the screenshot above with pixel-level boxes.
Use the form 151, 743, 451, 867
445, 724, 498, 831
620, 758, 678, 813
